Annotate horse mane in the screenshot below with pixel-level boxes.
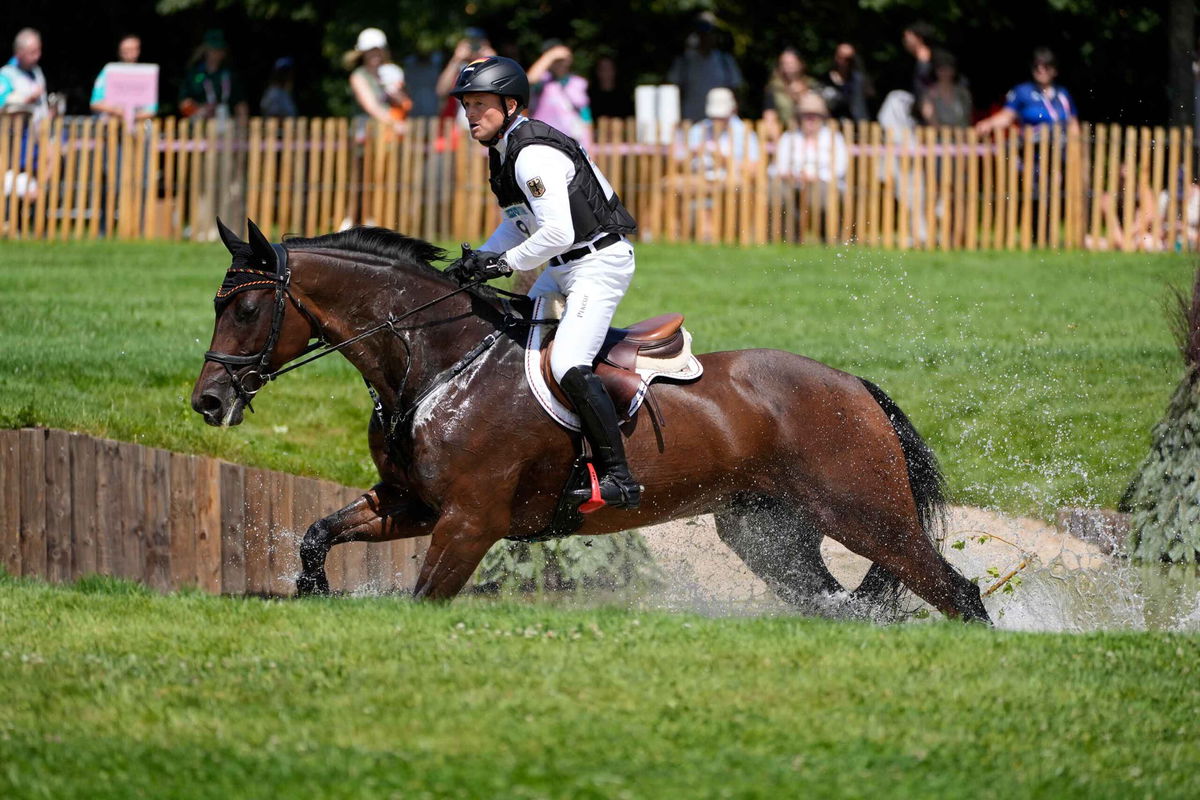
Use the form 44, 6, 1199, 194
281, 226, 508, 303
283, 227, 448, 274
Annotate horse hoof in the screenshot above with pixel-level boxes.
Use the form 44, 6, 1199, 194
296, 573, 330, 596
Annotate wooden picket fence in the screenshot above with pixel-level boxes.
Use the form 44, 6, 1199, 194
0, 114, 1194, 251
0, 428, 428, 595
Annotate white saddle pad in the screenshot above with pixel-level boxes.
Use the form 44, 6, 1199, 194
523, 294, 704, 431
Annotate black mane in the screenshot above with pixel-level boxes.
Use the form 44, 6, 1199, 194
283, 227, 447, 272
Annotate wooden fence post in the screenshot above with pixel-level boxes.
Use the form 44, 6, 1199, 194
69, 433, 98, 579
220, 461, 246, 594
169, 452, 198, 589
243, 467, 271, 595
96, 438, 120, 576
19, 429, 47, 578
144, 447, 171, 592
44, 429, 72, 582
195, 456, 222, 593
269, 470, 297, 597
0, 429, 21, 575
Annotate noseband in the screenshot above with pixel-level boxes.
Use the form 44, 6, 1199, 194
204, 243, 323, 412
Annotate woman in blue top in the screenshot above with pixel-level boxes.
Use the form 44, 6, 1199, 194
975, 48, 1078, 135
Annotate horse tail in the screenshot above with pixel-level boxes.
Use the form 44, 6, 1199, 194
851, 378, 949, 609
859, 377, 948, 542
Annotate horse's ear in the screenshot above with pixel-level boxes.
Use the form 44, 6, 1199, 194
246, 219, 274, 267
216, 217, 245, 255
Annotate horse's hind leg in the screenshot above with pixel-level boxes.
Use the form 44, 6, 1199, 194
296, 483, 435, 596
714, 495, 844, 610
823, 504, 988, 623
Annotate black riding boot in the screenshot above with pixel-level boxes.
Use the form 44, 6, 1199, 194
559, 365, 641, 510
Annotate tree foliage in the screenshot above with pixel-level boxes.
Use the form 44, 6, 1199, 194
143, 0, 1182, 122
1124, 268, 1200, 563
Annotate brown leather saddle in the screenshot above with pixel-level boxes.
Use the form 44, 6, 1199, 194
540, 313, 686, 416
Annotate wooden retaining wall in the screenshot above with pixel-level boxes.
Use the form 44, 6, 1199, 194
0, 428, 428, 595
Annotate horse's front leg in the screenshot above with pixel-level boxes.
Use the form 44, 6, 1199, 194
412, 504, 511, 601
296, 483, 435, 596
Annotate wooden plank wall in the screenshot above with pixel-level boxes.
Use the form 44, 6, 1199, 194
0, 428, 427, 596
0, 116, 1193, 251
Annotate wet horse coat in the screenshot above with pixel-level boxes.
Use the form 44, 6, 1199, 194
191, 222, 989, 622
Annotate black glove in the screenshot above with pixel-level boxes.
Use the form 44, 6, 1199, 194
444, 242, 474, 285
460, 250, 513, 282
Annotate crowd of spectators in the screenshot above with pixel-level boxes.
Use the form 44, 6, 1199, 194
0, 17, 1081, 144
4, 17, 1193, 250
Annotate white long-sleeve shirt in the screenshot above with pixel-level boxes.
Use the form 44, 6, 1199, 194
480, 117, 618, 271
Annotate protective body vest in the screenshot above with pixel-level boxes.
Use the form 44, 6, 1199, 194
489, 119, 637, 242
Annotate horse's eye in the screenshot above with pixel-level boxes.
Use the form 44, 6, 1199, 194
233, 297, 260, 324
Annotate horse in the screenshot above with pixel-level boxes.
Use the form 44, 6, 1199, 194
191, 220, 990, 623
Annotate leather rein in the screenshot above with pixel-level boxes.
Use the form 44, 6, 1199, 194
203, 244, 553, 427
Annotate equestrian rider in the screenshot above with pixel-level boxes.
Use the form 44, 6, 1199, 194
448, 55, 641, 511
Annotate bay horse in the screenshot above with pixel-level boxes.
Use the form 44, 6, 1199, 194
191, 220, 989, 623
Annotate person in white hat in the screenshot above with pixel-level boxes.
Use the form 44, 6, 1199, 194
770, 91, 847, 237
345, 27, 409, 137
771, 91, 846, 187
684, 87, 760, 180
678, 87, 759, 240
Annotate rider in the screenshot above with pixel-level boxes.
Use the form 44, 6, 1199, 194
448, 55, 641, 511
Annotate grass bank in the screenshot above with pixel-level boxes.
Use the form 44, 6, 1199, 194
1, 576, 1197, 798
0, 240, 1189, 515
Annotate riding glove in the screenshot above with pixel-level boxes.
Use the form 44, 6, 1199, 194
460, 250, 512, 282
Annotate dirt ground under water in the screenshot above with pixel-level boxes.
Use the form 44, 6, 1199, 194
637, 507, 1109, 615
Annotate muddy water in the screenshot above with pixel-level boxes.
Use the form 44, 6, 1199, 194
635, 509, 1200, 632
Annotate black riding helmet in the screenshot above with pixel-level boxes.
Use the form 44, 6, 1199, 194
449, 56, 530, 145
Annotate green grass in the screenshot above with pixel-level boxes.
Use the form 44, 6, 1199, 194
0, 240, 1190, 515
1, 575, 1197, 799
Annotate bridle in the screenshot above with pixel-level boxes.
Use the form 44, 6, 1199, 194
203, 242, 523, 416
204, 244, 323, 412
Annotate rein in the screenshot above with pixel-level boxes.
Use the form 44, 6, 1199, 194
205, 245, 555, 428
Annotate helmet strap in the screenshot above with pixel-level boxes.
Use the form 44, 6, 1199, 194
482, 98, 521, 148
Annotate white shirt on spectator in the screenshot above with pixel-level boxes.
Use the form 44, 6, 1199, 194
683, 116, 760, 180
771, 126, 848, 186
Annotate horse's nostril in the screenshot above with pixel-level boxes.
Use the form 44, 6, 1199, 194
194, 391, 223, 416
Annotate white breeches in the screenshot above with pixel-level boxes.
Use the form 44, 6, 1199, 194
527, 239, 635, 382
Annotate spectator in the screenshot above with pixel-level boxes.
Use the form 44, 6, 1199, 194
589, 55, 633, 119
920, 50, 971, 126
1085, 165, 1162, 252
436, 29, 495, 103
667, 12, 744, 122
91, 35, 156, 122
675, 87, 758, 242
179, 29, 248, 121
435, 29, 495, 142
762, 48, 816, 140
402, 50, 444, 117
0, 28, 50, 123
771, 92, 847, 189
902, 22, 937, 106
822, 43, 872, 122
684, 87, 760, 179
975, 47, 1078, 136
527, 41, 592, 147
345, 28, 410, 137
260, 57, 297, 117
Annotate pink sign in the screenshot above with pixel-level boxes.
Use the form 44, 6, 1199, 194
103, 63, 158, 125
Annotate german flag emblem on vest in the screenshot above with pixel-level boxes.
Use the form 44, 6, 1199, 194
526, 176, 546, 197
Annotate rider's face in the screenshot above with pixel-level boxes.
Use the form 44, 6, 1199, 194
461, 93, 513, 142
